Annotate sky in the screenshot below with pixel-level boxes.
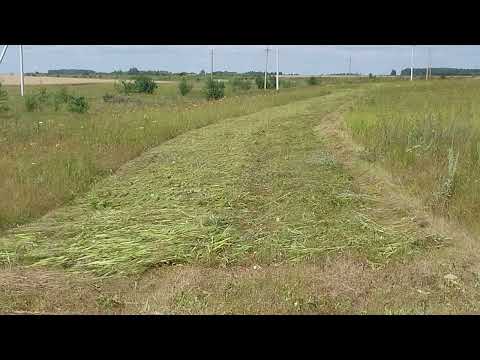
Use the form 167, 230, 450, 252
1, 45, 480, 75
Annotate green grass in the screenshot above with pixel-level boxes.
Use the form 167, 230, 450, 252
345, 78, 480, 235
0, 80, 342, 231
0, 87, 438, 277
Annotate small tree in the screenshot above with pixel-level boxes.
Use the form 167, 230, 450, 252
390, 69, 397, 76
178, 78, 193, 96
133, 76, 157, 94
204, 78, 225, 100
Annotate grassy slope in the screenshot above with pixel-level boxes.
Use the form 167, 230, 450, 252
1, 83, 480, 314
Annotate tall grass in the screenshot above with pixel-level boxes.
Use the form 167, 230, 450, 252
345, 79, 480, 234
0, 83, 331, 230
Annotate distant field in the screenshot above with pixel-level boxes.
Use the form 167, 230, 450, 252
0, 74, 175, 86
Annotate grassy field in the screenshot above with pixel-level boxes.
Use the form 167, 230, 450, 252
2, 77, 480, 314
0, 79, 338, 231
346, 78, 480, 236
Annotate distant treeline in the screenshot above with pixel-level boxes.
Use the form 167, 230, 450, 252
32, 68, 298, 78
400, 68, 480, 76
47, 69, 96, 75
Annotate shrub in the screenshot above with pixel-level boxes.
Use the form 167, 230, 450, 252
255, 76, 264, 89
255, 75, 277, 89
116, 76, 157, 94
0, 83, 8, 112
231, 77, 252, 92
280, 79, 296, 88
67, 95, 89, 113
307, 76, 318, 85
133, 76, 157, 94
37, 87, 49, 104
24, 94, 40, 112
56, 87, 70, 103
116, 80, 136, 94
204, 78, 225, 100
178, 78, 193, 96
103, 93, 115, 102
53, 87, 70, 111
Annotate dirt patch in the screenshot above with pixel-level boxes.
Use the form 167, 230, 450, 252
0, 266, 134, 314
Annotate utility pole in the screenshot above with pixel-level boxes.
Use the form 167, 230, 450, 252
210, 48, 214, 80
0, 45, 25, 96
428, 48, 432, 79
0, 45, 8, 64
264, 46, 270, 90
410, 46, 414, 81
425, 47, 430, 80
19, 45, 24, 96
276, 48, 279, 91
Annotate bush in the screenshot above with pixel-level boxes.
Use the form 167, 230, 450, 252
280, 79, 296, 88
255, 76, 264, 89
133, 76, 157, 94
230, 77, 251, 92
255, 75, 277, 89
53, 87, 70, 111
307, 76, 318, 85
37, 87, 49, 104
56, 87, 70, 103
178, 78, 193, 96
24, 94, 40, 112
67, 95, 89, 113
116, 76, 157, 94
103, 93, 114, 102
204, 78, 225, 100
0, 83, 8, 112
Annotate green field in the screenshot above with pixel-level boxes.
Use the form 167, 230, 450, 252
1, 77, 480, 314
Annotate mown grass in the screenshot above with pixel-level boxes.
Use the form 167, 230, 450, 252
0, 88, 440, 277
345, 79, 480, 235
0, 81, 339, 231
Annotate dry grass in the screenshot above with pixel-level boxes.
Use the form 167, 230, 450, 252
0, 74, 175, 86
345, 79, 480, 236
